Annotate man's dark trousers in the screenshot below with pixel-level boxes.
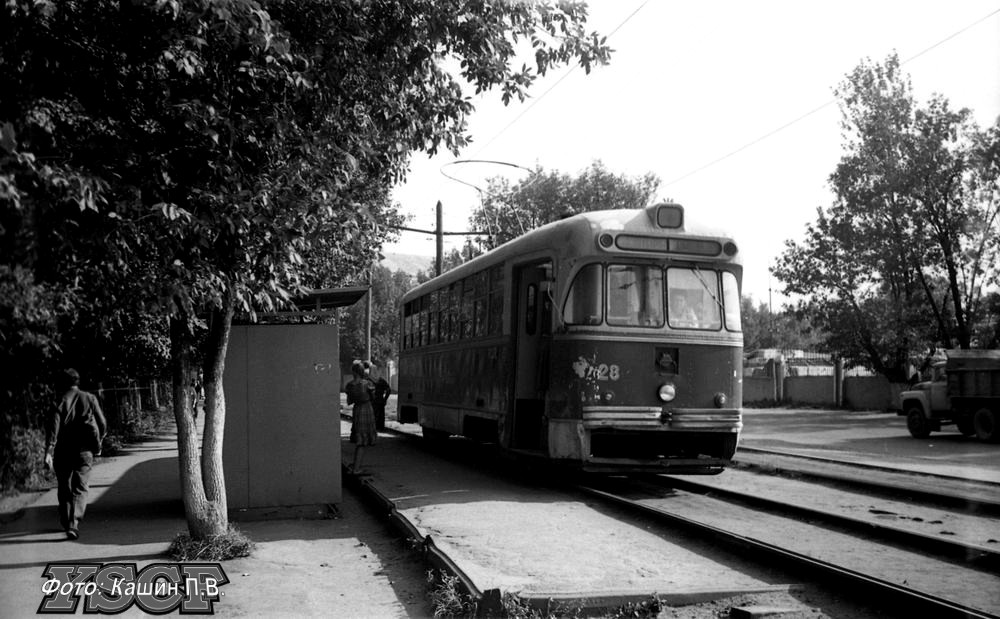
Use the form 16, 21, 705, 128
54, 450, 94, 533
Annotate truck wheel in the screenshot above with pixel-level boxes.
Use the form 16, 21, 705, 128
956, 417, 976, 436
906, 407, 931, 439
973, 408, 1000, 442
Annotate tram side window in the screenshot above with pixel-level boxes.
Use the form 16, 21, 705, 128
722, 272, 741, 332
667, 268, 722, 330
446, 284, 459, 341
473, 271, 488, 337
403, 302, 413, 350
428, 290, 439, 344
425, 298, 433, 345
460, 278, 474, 339
607, 264, 664, 327
488, 265, 504, 335
416, 297, 426, 346
563, 263, 603, 326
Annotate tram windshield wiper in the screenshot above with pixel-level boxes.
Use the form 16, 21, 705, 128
692, 265, 724, 313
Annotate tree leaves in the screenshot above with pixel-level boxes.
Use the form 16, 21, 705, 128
471, 160, 660, 249
775, 53, 1000, 378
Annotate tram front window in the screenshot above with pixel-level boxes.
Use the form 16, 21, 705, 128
607, 264, 664, 327
667, 268, 722, 330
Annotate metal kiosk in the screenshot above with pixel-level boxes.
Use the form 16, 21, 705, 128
223, 287, 368, 516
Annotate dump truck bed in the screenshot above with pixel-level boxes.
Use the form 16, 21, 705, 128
946, 349, 1000, 400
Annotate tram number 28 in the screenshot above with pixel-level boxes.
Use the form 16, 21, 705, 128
576, 362, 621, 381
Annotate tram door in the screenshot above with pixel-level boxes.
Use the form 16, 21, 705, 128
511, 261, 552, 451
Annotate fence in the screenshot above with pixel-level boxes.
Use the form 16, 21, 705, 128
97, 380, 172, 434
3, 377, 173, 452
743, 358, 902, 410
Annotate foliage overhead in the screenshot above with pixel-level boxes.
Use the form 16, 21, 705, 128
1, 0, 612, 536
1, 0, 613, 326
773, 53, 1000, 380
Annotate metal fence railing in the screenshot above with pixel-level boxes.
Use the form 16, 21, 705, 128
97, 380, 172, 433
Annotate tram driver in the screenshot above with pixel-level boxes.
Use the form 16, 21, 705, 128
670, 293, 699, 328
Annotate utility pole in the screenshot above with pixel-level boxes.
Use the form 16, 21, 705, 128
390, 200, 484, 277
435, 200, 443, 277
365, 266, 372, 361
768, 278, 774, 348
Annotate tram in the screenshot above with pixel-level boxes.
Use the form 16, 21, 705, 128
396, 203, 743, 474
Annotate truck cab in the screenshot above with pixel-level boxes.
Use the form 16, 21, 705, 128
898, 349, 1000, 441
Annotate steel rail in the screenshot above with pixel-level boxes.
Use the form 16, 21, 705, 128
576, 483, 999, 619
735, 447, 1000, 515
649, 474, 1000, 573
738, 446, 1000, 487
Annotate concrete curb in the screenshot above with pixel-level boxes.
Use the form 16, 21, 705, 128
342, 465, 504, 616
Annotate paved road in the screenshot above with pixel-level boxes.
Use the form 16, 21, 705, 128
376, 395, 1000, 483
737, 407, 1000, 483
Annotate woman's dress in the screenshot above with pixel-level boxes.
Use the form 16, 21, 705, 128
346, 379, 377, 446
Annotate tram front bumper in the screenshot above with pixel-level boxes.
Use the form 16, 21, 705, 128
581, 406, 743, 432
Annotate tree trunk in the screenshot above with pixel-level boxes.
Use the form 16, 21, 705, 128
171, 293, 234, 539
148, 379, 159, 409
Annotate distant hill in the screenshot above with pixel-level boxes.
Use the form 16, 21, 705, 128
381, 252, 433, 277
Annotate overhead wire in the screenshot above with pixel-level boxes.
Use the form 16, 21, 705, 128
441, 1, 651, 249
425, 4, 998, 250
466, 4, 999, 188
661, 6, 1000, 188
469, 0, 651, 159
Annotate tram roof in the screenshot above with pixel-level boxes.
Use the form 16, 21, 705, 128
403, 204, 740, 300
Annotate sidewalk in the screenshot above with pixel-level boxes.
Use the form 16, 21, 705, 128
0, 423, 431, 618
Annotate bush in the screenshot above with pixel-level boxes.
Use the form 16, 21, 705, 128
113, 404, 172, 441
102, 405, 173, 456
0, 396, 172, 492
0, 423, 51, 494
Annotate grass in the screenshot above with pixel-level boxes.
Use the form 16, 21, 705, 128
427, 570, 665, 618
427, 571, 478, 617
167, 525, 255, 561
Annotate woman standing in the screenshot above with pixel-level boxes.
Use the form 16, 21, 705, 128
345, 360, 377, 474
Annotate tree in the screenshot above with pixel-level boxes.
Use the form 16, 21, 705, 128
339, 265, 412, 366
1, 1, 610, 539
740, 297, 825, 353
471, 160, 660, 249
415, 241, 483, 283
773, 54, 1000, 380
906, 98, 1000, 349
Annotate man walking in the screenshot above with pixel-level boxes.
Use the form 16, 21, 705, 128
370, 363, 392, 432
44, 369, 107, 540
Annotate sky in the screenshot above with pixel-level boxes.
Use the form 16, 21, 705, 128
386, 1, 1000, 307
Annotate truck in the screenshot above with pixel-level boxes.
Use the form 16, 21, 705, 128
898, 349, 1000, 442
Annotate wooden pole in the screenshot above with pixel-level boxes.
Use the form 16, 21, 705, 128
435, 200, 443, 277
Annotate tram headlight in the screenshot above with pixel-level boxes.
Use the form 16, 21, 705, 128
714, 392, 728, 408
657, 383, 676, 402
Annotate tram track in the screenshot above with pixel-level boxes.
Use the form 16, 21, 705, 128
358, 417, 1000, 616
650, 473, 1000, 572
734, 446, 1000, 515
577, 474, 1000, 618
